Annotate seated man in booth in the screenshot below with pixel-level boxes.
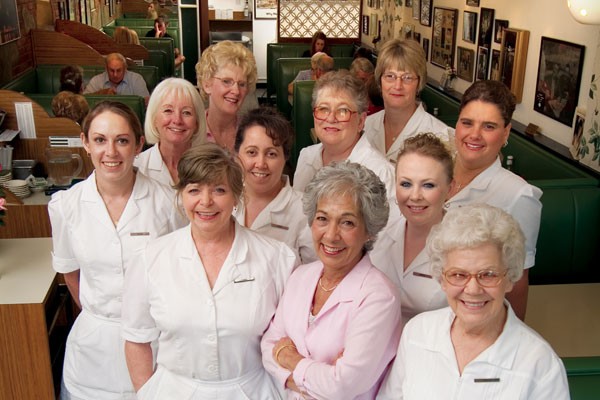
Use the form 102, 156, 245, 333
146, 15, 185, 68
287, 52, 333, 104
84, 53, 149, 103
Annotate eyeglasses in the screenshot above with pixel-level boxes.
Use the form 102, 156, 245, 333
442, 269, 508, 288
213, 76, 248, 90
313, 106, 358, 122
382, 72, 419, 85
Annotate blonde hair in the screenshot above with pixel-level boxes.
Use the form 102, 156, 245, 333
144, 78, 207, 145
113, 27, 140, 45
375, 38, 427, 92
195, 41, 257, 100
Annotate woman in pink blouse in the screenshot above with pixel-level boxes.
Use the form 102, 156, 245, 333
261, 161, 402, 400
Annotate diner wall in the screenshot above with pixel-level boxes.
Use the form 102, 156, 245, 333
0, 0, 119, 87
361, 0, 600, 148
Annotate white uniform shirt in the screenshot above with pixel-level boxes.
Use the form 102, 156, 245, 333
377, 303, 570, 400
370, 214, 447, 324
49, 171, 184, 317
292, 134, 396, 200
445, 158, 543, 268
233, 176, 316, 264
364, 104, 454, 163
122, 223, 296, 381
134, 144, 174, 189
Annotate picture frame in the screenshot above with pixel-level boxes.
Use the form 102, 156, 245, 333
490, 49, 501, 80
570, 109, 585, 159
534, 36, 585, 126
431, 7, 458, 68
255, 0, 278, 20
403, 23, 415, 39
412, 0, 420, 21
405, 0, 413, 7
494, 19, 509, 44
466, 0, 480, 6
478, 8, 495, 49
500, 28, 530, 103
362, 15, 370, 36
0, 0, 20, 45
457, 46, 475, 82
371, 14, 379, 36
463, 11, 477, 43
423, 38, 430, 61
420, 0, 432, 27
475, 46, 489, 81
413, 32, 421, 43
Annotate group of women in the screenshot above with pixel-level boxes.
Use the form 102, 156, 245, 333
49, 37, 568, 400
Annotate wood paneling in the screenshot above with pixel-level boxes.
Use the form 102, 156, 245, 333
55, 19, 150, 61
31, 30, 105, 66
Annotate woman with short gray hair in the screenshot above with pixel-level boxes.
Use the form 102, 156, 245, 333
293, 70, 395, 201
262, 161, 401, 400
378, 204, 569, 400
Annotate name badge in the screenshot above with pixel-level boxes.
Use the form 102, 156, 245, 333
412, 271, 433, 279
474, 378, 500, 383
234, 277, 255, 284
270, 223, 289, 231
130, 232, 150, 236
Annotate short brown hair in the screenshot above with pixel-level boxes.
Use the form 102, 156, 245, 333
52, 91, 89, 125
175, 143, 244, 203
235, 107, 295, 160
81, 101, 143, 144
460, 80, 516, 126
396, 133, 454, 184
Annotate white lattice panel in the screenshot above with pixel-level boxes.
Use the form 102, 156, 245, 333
279, 1, 361, 39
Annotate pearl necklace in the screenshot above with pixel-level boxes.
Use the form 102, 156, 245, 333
318, 276, 339, 292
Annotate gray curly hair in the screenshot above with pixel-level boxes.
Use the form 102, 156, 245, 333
302, 161, 389, 251
427, 203, 525, 283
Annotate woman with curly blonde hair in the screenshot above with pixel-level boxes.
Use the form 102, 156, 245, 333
196, 40, 257, 150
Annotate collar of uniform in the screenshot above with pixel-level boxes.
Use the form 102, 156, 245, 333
147, 143, 166, 172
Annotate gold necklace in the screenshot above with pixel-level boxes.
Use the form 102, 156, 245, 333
318, 276, 339, 292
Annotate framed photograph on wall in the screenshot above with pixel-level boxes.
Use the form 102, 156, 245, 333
406, 0, 413, 8
478, 8, 494, 49
423, 38, 430, 61
534, 36, 585, 126
475, 46, 489, 81
420, 0, 432, 26
0, 0, 21, 44
431, 7, 458, 68
466, 0, 480, 6
457, 46, 475, 82
463, 11, 477, 43
570, 108, 585, 158
494, 19, 509, 44
255, 0, 278, 19
500, 28, 530, 103
413, 0, 420, 21
362, 15, 370, 36
490, 49, 501, 80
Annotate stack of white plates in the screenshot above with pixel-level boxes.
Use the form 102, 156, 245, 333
4, 179, 31, 198
0, 171, 12, 186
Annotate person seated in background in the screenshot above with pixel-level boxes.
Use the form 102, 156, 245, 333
377, 204, 569, 400
287, 52, 334, 104
51, 91, 89, 125
146, 14, 185, 69
302, 30, 328, 57
350, 57, 383, 115
60, 65, 84, 94
84, 53, 149, 104
113, 26, 140, 45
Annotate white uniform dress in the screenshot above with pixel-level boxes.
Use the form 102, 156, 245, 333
364, 105, 454, 163
49, 172, 184, 400
233, 175, 316, 264
377, 302, 570, 400
445, 158, 543, 268
369, 214, 447, 325
292, 134, 396, 201
134, 144, 174, 190
122, 223, 296, 400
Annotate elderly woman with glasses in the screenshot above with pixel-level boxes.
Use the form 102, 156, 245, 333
292, 70, 395, 201
196, 40, 257, 151
377, 204, 569, 400
262, 161, 401, 399
364, 38, 453, 163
